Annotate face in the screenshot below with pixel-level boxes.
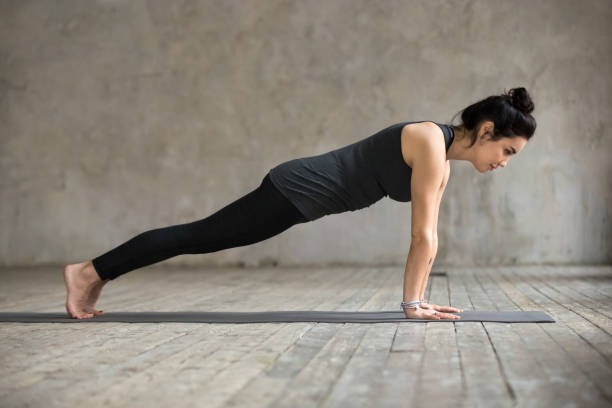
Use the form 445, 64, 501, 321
474, 122, 527, 173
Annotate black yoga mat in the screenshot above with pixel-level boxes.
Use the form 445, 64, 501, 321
0, 310, 554, 323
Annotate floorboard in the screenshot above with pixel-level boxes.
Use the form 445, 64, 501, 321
1, 265, 611, 408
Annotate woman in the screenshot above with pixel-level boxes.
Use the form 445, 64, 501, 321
64, 87, 536, 320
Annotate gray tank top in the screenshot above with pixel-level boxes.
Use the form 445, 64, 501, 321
268, 121, 455, 221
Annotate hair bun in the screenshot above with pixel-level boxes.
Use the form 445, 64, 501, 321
506, 87, 534, 115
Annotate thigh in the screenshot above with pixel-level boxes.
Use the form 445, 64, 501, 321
234, 174, 308, 240
186, 174, 308, 249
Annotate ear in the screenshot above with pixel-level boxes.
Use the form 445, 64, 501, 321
478, 120, 495, 141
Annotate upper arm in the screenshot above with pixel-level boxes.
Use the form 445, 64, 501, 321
409, 124, 446, 242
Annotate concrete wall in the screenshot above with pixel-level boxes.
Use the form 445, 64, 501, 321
1, 0, 610, 268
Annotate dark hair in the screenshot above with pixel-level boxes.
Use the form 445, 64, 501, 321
447, 87, 537, 148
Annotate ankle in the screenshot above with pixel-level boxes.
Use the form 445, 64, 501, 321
83, 261, 105, 283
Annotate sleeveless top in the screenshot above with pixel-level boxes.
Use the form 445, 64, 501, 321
268, 121, 455, 221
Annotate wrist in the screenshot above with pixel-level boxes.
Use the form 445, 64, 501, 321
400, 300, 422, 310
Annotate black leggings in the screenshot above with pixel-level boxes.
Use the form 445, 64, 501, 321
91, 173, 309, 281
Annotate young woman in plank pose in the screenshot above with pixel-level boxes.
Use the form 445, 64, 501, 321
64, 87, 536, 320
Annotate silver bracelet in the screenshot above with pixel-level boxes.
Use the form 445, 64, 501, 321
400, 300, 421, 309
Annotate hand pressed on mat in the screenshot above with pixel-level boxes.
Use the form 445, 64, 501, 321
403, 305, 462, 320
419, 302, 463, 313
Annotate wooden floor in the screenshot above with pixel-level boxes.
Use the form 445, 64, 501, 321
0, 265, 611, 408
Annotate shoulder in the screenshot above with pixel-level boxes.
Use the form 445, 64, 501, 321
400, 121, 446, 167
401, 121, 445, 145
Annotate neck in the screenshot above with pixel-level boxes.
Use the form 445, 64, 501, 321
447, 126, 476, 163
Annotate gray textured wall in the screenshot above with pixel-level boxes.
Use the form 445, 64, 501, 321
1, 0, 610, 268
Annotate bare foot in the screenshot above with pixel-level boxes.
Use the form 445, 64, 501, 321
63, 261, 109, 319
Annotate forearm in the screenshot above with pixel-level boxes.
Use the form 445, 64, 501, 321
403, 238, 435, 302
417, 239, 438, 301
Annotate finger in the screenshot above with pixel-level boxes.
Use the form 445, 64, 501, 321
441, 313, 461, 319
437, 306, 463, 313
